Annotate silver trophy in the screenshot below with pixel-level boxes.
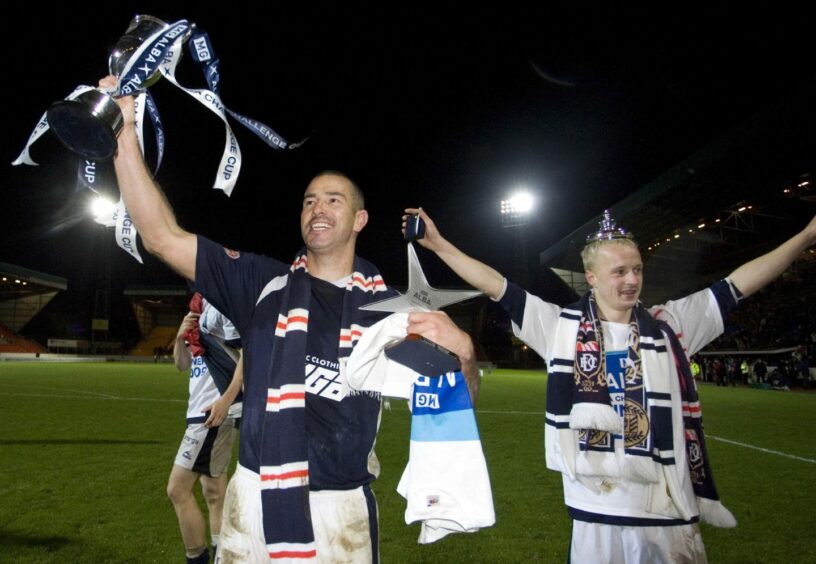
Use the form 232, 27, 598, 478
46, 15, 169, 161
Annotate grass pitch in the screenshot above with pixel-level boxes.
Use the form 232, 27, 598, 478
1, 363, 814, 563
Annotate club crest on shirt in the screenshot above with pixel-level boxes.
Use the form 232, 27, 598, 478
223, 247, 240, 259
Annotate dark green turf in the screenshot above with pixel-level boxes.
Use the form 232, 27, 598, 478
1, 363, 814, 562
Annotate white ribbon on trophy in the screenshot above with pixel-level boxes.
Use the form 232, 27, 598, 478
13, 16, 304, 262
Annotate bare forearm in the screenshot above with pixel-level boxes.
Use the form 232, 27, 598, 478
433, 237, 505, 300
114, 128, 197, 280
459, 347, 480, 406
729, 224, 816, 297
404, 208, 505, 299
173, 336, 191, 372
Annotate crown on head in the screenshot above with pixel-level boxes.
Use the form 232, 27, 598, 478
585, 209, 634, 244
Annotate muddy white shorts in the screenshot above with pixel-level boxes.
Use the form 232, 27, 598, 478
173, 419, 238, 477
570, 520, 707, 564
216, 464, 379, 563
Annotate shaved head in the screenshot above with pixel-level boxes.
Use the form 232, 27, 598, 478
310, 170, 365, 211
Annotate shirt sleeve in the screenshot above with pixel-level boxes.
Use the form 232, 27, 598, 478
496, 279, 562, 361
200, 304, 242, 345
194, 235, 289, 335
649, 278, 742, 357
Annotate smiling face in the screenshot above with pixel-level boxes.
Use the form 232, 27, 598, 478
584, 241, 643, 323
300, 174, 368, 256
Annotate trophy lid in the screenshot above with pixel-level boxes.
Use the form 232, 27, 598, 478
585, 209, 634, 244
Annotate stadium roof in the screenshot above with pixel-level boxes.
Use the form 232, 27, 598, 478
0, 261, 67, 301
0, 262, 68, 333
123, 286, 190, 314
539, 74, 816, 305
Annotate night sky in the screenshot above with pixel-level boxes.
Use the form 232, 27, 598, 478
3, 7, 813, 339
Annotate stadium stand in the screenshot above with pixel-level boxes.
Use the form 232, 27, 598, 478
539, 74, 816, 306
124, 287, 189, 357
0, 321, 46, 353
0, 262, 66, 354
534, 75, 815, 380
130, 325, 178, 358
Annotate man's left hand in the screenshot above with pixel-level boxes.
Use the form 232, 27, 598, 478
203, 397, 229, 428
407, 311, 480, 404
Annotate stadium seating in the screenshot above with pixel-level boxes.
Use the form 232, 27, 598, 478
130, 325, 177, 357
0, 322, 46, 353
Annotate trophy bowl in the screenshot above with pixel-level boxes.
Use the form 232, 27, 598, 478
47, 90, 123, 160
46, 15, 168, 161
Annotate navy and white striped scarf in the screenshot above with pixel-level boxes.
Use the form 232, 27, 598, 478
553, 292, 674, 483
548, 291, 732, 522
259, 249, 393, 561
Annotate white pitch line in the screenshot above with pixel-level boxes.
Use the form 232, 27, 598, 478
706, 435, 816, 465
3, 383, 124, 399
477, 409, 546, 415
0, 391, 184, 404
4, 390, 814, 464
452, 410, 816, 464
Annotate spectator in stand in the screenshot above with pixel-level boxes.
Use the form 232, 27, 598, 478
691, 357, 702, 381
725, 356, 738, 387
793, 346, 810, 388
753, 358, 768, 384
740, 359, 751, 385
713, 358, 726, 387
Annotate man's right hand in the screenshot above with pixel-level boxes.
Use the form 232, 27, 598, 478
176, 312, 200, 340
401, 206, 506, 300
403, 207, 446, 253
98, 75, 136, 130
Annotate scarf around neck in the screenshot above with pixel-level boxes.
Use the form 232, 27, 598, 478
547, 290, 735, 525
258, 249, 392, 560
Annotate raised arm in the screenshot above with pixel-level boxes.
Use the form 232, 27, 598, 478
99, 75, 197, 280
173, 312, 199, 372
403, 207, 505, 299
729, 215, 816, 297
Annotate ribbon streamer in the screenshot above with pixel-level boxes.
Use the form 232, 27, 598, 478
13, 18, 305, 262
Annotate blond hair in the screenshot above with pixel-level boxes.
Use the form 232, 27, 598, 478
581, 238, 639, 272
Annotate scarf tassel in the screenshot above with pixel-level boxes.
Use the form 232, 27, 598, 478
569, 402, 620, 433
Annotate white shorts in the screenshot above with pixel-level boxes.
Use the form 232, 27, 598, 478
570, 520, 707, 564
173, 419, 238, 478
216, 465, 377, 564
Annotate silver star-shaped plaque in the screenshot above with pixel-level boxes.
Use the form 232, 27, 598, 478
359, 242, 482, 376
360, 243, 481, 313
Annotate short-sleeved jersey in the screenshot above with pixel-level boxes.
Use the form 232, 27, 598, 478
194, 236, 386, 490
497, 278, 741, 525
305, 276, 381, 490
186, 355, 221, 423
